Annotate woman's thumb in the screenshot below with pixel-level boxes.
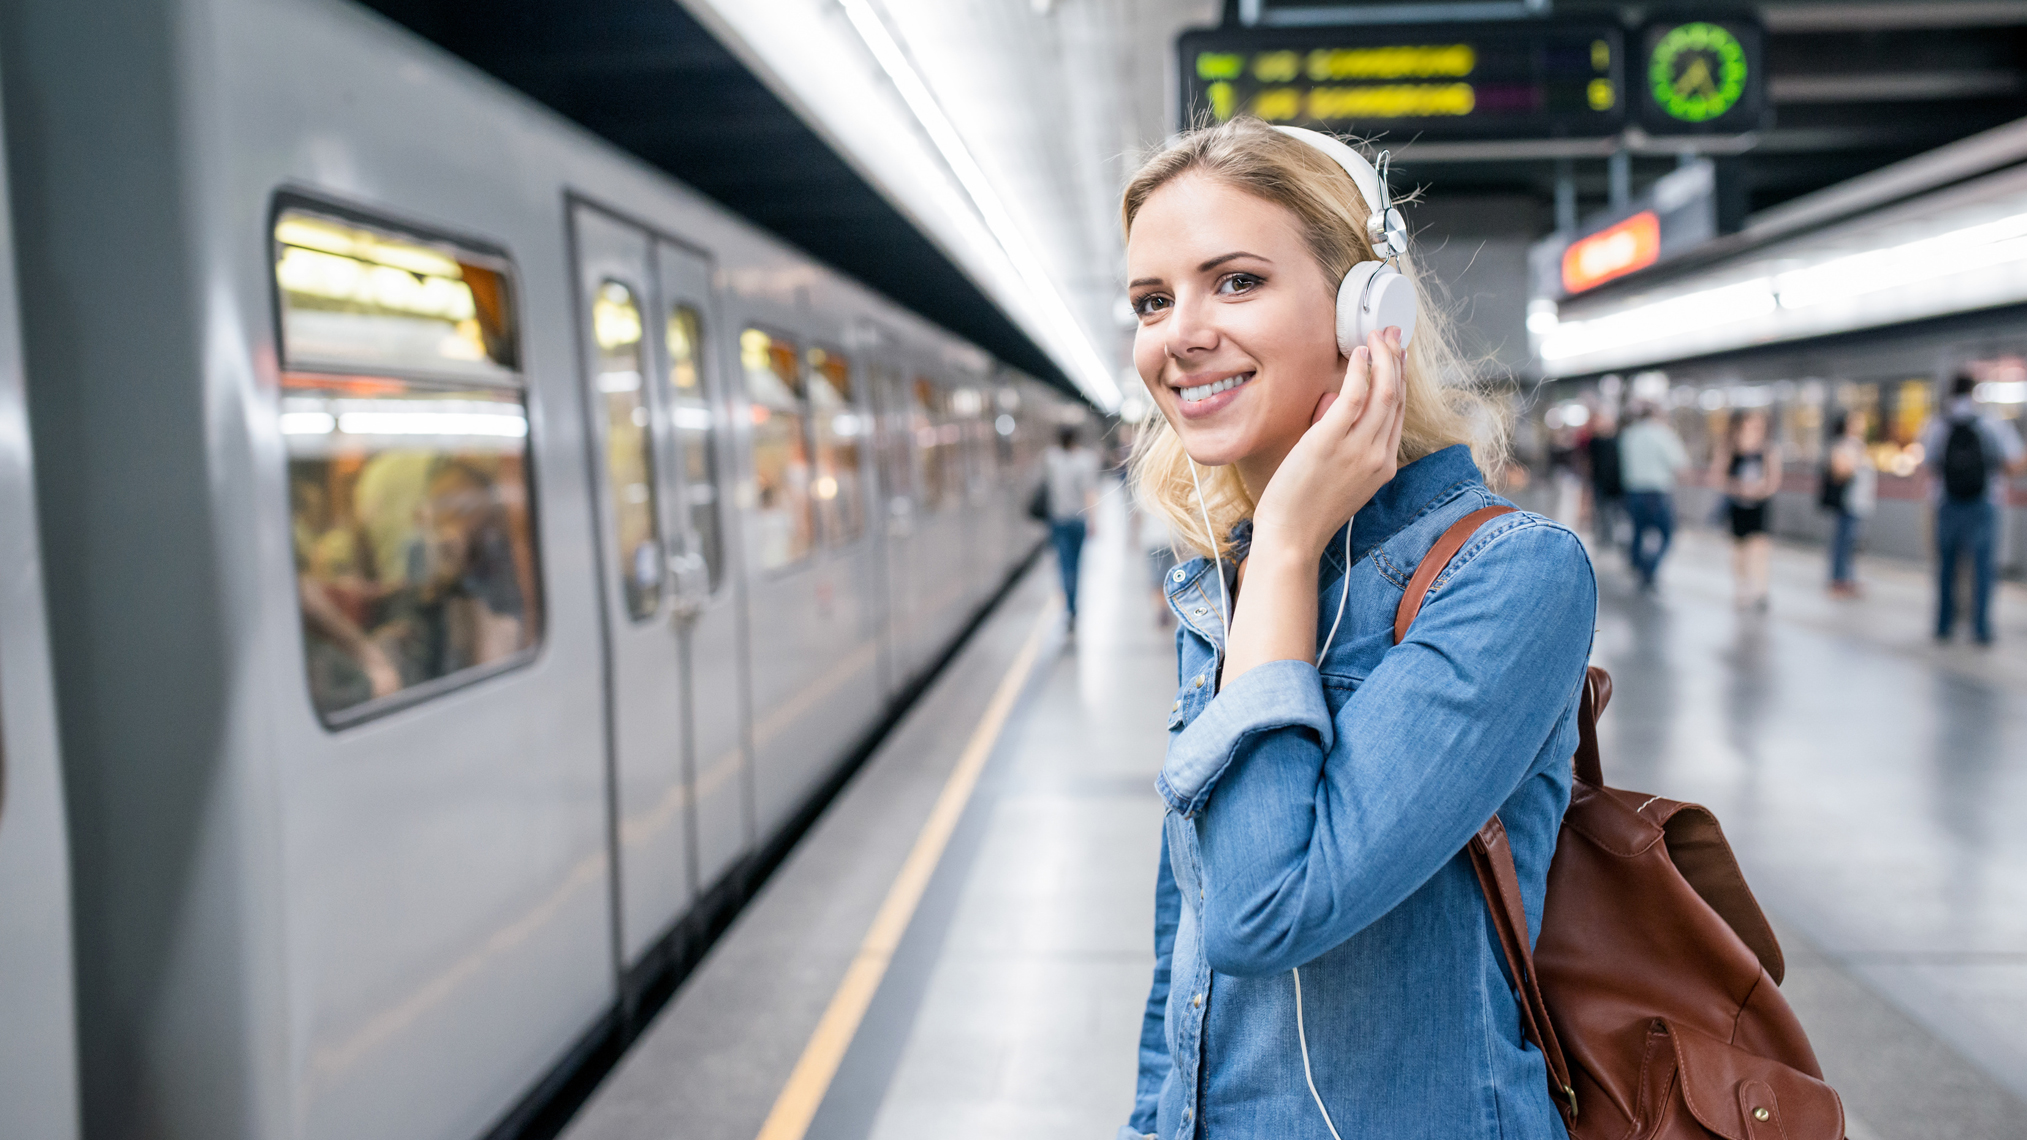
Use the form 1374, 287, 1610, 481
1311, 390, 1338, 426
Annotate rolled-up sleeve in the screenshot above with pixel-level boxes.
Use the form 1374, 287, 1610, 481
1156, 659, 1333, 817
1125, 827, 1179, 1136
1177, 521, 1596, 977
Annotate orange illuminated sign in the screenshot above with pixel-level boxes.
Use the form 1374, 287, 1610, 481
1562, 210, 1661, 294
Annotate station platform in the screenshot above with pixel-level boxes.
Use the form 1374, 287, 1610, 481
561, 486, 2027, 1140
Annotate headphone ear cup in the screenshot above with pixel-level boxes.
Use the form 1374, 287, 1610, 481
1335, 262, 1383, 356
1369, 269, 1418, 349
1334, 262, 1419, 355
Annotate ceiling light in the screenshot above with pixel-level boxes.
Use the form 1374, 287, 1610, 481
837, 0, 1119, 409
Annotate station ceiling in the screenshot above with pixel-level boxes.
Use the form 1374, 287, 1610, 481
356, 0, 1087, 393
358, 0, 2027, 397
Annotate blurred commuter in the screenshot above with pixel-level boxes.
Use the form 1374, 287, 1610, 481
1044, 425, 1100, 630
1923, 373, 2027, 643
1586, 407, 1624, 552
1618, 401, 1689, 590
1820, 410, 1875, 598
1548, 425, 1585, 529
1119, 116, 1596, 1140
1712, 410, 1782, 610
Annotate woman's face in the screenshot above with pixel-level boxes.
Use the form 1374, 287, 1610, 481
1126, 173, 1344, 473
1737, 411, 1768, 450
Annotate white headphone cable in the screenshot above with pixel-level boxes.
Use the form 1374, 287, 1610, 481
1192, 448, 1350, 1140
1187, 457, 1230, 638
1293, 966, 1346, 1140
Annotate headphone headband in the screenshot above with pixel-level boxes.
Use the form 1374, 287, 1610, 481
1271, 125, 1408, 258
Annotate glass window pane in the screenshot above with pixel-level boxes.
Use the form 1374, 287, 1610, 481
912, 377, 947, 511
275, 210, 519, 382
741, 328, 813, 570
284, 378, 540, 719
594, 282, 662, 619
808, 347, 865, 546
667, 305, 724, 592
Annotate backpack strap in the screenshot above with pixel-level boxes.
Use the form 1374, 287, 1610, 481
1392, 504, 1580, 1123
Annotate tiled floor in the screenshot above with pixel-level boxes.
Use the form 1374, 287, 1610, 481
863, 496, 2027, 1139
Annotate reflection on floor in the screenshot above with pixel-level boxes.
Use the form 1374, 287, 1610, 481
863, 495, 2027, 1140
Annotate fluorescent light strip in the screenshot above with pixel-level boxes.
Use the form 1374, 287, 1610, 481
837, 0, 1120, 409
1538, 206, 2027, 369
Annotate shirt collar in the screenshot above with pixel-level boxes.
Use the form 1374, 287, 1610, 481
1165, 443, 1484, 597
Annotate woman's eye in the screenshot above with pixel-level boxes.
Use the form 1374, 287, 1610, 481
1132, 293, 1171, 318
1217, 272, 1264, 295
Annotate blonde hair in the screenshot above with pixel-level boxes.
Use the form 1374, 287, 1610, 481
1123, 116, 1505, 559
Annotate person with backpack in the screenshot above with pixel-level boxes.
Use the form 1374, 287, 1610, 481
1616, 401, 1690, 590
1041, 425, 1100, 630
1819, 408, 1876, 598
1117, 117, 1596, 1140
1921, 373, 2026, 644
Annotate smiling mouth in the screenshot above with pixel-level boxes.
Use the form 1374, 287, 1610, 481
1176, 372, 1254, 404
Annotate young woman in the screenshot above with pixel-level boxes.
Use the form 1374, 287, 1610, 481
1822, 409, 1875, 597
1118, 117, 1596, 1140
1712, 409, 1783, 609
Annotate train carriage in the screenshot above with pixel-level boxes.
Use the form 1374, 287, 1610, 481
0, 1, 1073, 1138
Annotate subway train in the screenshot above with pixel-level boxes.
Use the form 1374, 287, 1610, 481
0, 2, 1079, 1139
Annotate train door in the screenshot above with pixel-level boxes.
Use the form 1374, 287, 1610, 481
872, 358, 917, 692
572, 205, 695, 967
654, 239, 751, 892
0, 93, 81, 1140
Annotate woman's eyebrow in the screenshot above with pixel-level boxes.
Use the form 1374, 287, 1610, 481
1128, 277, 1163, 289
1199, 251, 1270, 272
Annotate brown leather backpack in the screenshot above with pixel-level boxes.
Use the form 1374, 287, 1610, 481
1396, 506, 1846, 1140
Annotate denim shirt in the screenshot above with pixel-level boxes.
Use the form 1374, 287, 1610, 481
1122, 446, 1597, 1140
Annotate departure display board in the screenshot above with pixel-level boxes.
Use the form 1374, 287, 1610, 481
1635, 16, 1766, 134
1178, 21, 1625, 140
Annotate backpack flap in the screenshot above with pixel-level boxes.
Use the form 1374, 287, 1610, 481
1655, 803, 1784, 984
1667, 1018, 1845, 1140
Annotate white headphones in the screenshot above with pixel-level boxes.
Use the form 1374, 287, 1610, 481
1272, 126, 1418, 353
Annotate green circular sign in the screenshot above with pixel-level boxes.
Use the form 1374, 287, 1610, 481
1648, 22, 1748, 123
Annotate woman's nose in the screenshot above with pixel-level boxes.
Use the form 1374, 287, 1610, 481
1164, 293, 1218, 358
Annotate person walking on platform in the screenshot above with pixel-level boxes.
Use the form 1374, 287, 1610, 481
1116, 117, 1596, 1140
1712, 409, 1782, 610
1616, 401, 1688, 590
1043, 425, 1100, 630
1586, 406, 1624, 553
1924, 373, 2026, 644
1821, 409, 1876, 598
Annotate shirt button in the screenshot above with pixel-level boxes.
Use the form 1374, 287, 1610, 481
1172, 567, 1186, 582
1193, 992, 1203, 1008
1194, 606, 1207, 615
1171, 700, 1181, 712
1193, 675, 1204, 688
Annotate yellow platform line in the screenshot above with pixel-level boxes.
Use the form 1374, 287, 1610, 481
753, 594, 1059, 1140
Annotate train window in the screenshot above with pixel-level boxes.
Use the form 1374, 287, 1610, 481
741, 328, 813, 570
276, 209, 540, 723
594, 282, 663, 620
667, 306, 724, 592
808, 348, 865, 546
275, 210, 519, 381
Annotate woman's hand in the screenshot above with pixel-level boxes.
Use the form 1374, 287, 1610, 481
1252, 327, 1408, 560
1220, 328, 1405, 685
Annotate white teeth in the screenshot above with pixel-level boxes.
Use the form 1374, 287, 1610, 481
1177, 372, 1252, 404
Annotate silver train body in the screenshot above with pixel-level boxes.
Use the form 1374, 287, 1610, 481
0, 2, 1072, 1138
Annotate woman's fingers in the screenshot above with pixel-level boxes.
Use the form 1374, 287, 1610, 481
1322, 345, 1372, 432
